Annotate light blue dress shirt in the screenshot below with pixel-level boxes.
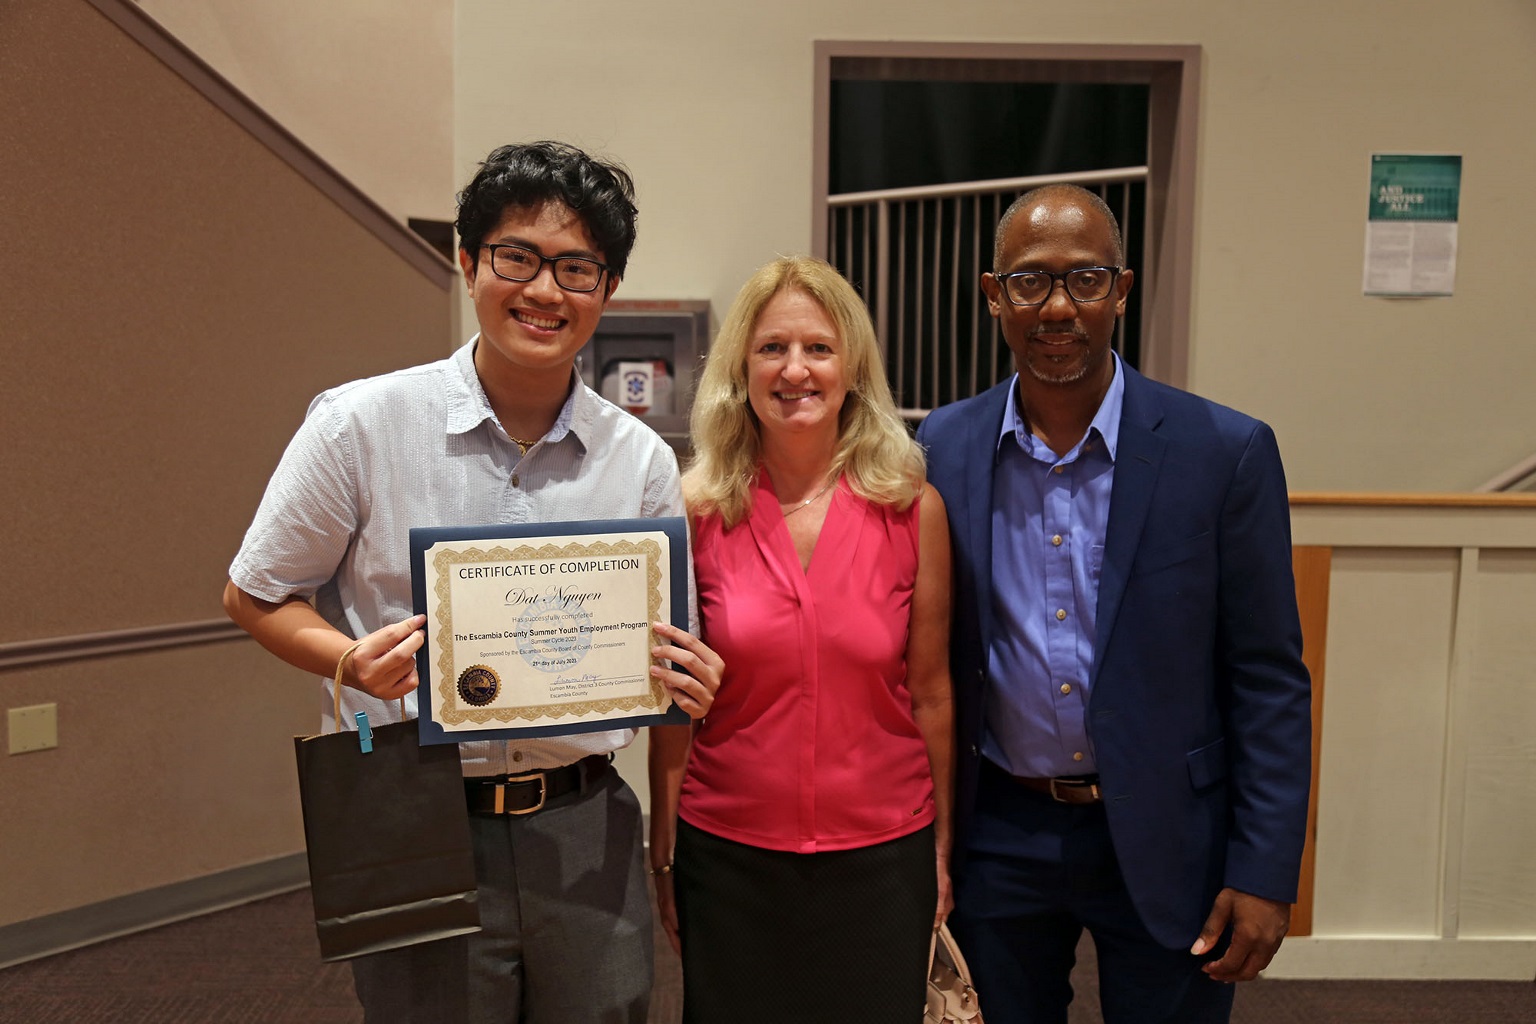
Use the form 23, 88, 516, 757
984, 353, 1125, 778
230, 339, 692, 774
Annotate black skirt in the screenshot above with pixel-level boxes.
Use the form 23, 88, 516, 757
674, 819, 937, 1024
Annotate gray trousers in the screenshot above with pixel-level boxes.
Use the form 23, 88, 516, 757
350, 767, 653, 1024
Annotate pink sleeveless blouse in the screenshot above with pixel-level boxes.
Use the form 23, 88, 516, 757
678, 472, 935, 853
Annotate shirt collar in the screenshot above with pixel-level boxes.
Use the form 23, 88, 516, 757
996, 351, 1125, 462
446, 337, 588, 450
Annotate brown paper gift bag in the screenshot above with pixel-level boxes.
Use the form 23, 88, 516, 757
293, 646, 481, 961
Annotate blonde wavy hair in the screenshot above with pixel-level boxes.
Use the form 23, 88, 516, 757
685, 256, 925, 528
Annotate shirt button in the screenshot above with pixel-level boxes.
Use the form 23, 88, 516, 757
1060, 683, 1072, 695
512, 751, 524, 763
1052, 534, 1063, 547
511, 474, 520, 487
1053, 465, 1065, 474
1056, 609, 1067, 621
1073, 751, 1084, 762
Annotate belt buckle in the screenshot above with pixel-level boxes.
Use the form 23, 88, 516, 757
493, 772, 547, 815
1048, 777, 1099, 803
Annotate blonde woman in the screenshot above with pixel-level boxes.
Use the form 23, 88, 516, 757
649, 256, 954, 1022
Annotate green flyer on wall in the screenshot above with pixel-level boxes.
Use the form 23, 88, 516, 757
1363, 154, 1461, 296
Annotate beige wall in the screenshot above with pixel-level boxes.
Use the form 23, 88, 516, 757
139, 0, 454, 224
455, 0, 1536, 493
136, 0, 1536, 490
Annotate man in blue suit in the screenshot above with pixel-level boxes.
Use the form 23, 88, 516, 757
916, 185, 1311, 1023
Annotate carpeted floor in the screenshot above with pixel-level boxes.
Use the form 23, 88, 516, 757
0, 889, 1532, 1022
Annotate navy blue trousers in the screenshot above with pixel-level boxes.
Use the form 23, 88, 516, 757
948, 759, 1234, 1024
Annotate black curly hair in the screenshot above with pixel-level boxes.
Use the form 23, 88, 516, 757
454, 141, 639, 278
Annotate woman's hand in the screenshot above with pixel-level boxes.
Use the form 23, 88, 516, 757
654, 866, 682, 955
650, 621, 723, 719
648, 724, 692, 959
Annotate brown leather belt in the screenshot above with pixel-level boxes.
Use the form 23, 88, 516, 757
1008, 774, 1103, 805
464, 754, 611, 816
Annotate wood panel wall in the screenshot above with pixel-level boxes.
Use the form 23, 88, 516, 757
1289, 546, 1332, 937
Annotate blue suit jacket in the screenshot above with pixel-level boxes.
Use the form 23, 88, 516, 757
916, 364, 1312, 948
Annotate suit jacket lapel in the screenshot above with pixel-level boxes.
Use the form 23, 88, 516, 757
1093, 367, 1165, 681
964, 382, 1010, 652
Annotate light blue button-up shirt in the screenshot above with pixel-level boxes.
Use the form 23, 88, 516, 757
230, 339, 692, 774
984, 354, 1125, 778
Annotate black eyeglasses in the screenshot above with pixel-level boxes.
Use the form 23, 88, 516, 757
480, 243, 609, 293
996, 266, 1121, 307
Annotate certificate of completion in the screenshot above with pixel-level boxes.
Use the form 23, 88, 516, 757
409, 518, 691, 744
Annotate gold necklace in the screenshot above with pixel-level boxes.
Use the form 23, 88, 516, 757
780, 476, 836, 518
507, 434, 540, 456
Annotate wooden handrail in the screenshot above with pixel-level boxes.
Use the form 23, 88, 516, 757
1289, 492, 1536, 509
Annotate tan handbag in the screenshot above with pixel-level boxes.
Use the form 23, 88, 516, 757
925, 923, 984, 1022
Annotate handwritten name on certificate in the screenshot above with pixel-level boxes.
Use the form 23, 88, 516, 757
411, 520, 689, 741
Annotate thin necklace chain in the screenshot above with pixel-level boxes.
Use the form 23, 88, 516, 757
507, 434, 540, 456
780, 475, 836, 518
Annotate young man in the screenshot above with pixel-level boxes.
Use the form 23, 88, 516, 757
224, 141, 720, 1023
917, 185, 1311, 1023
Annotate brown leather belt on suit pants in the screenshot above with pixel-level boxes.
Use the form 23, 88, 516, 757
1008, 773, 1103, 805
464, 753, 612, 816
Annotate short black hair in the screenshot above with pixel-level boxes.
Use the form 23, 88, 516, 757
994, 183, 1125, 270
454, 141, 639, 278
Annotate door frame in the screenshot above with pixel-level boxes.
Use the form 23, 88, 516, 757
813, 41, 1201, 389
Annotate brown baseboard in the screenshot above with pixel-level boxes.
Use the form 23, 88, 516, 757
0, 853, 308, 969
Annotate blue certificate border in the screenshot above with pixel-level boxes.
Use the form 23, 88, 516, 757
409, 517, 691, 745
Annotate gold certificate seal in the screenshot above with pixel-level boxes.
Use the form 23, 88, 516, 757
456, 664, 501, 707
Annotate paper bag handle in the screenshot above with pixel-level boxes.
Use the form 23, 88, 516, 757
331, 638, 407, 733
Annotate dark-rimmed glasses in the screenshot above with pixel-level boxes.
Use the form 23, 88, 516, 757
996, 266, 1121, 307
481, 244, 609, 293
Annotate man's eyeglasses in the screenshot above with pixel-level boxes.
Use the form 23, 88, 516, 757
996, 267, 1121, 307
481, 244, 609, 293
